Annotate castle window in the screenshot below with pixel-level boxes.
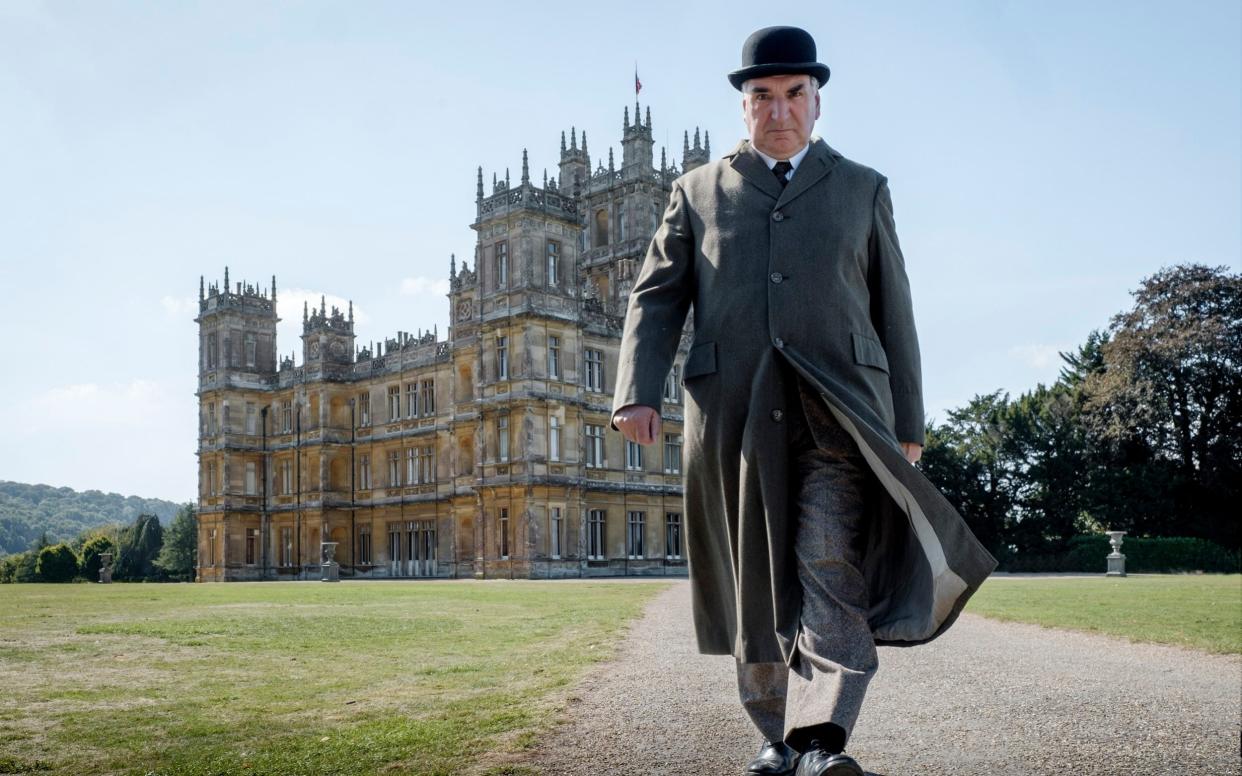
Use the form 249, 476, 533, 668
419, 445, 434, 483
358, 392, 370, 427
206, 334, 218, 369
245, 462, 256, 495
421, 379, 435, 415
627, 510, 645, 559
245, 403, 256, 435
495, 241, 509, 288
547, 241, 559, 285
550, 507, 563, 559
547, 335, 561, 379
664, 433, 683, 474
406, 382, 418, 418
388, 385, 401, 423
208, 404, 218, 435
665, 512, 683, 560
497, 413, 510, 462
585, 424, 605, 468
281, 459, 292, 495
244, 334, 256, 368
209, 527, 217, 567
279, 526, 292, 567
281, 400, 292, 434
549, 415, 561, 462
664, 365, 682, 403
245, 527, 257, 565
358, 525, 372, 565
222, 404, 231, 433
593, 209, 608, 248
496, 335, 509, 380
625, 440, 643, 471
584, 348, 604, 392
406, 447, 416, 485
499, 507, 510, 559
359, 454, 371, 490
618, 202, 626, 241
587, 509, 606, 560
388, 450, 400, 487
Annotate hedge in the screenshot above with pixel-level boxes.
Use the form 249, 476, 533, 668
1001, 536, 1240, 573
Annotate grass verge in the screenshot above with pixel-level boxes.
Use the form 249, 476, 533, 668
967, 574, 1240, 654
0, 579, 669, 775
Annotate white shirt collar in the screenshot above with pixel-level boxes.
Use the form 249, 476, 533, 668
753, 142, 811, 179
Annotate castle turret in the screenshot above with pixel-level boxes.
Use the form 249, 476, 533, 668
196, 267, 280, 384
621, 100, 654, 179
558, 127, 589, 197
301, 294, 356, 368
682, 127, 711, 173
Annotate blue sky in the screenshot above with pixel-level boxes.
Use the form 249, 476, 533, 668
0, 0, 1238, 502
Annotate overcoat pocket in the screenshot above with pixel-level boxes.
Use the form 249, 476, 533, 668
681, 341, 717, 383
851, 332, 890, 374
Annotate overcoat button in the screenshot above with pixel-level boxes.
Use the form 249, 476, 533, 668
772, 211, 784, 222
769, 272, 783, 283
771, 409, 784, 421
773, 337, 785, 348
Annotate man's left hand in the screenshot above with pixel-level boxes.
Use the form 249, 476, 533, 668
900, 442, 923, 465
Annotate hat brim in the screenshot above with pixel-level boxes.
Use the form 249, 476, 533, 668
728, 62, 830, 91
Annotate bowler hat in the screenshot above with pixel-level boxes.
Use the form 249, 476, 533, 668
728, 26, 830, 91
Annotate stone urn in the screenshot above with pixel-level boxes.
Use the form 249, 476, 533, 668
320, 541, 340, 582
1106, 531, 1126, 577
98, 552, 113, 584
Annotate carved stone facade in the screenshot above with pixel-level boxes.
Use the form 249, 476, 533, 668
195, 102, 711, 581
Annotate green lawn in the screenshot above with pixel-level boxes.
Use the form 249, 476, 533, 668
967, 574, 1241, 654
0, 579, 669, 776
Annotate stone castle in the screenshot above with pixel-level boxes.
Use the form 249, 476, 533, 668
194, 100, 713, 581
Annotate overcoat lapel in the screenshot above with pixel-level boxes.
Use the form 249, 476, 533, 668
727, 138, 842, 206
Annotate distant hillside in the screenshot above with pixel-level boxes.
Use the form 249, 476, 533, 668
0, 481, 184, 557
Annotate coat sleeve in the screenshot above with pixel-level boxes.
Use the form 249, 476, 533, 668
610, 179, 695, 430
868, 176, 926, 445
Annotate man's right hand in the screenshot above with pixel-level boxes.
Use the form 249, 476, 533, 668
612, 404, 662, 445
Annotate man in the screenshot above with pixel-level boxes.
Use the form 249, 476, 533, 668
610, 25, 997, 776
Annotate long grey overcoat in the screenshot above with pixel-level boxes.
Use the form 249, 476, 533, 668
611, 137, 997, 666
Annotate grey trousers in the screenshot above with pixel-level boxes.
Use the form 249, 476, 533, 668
735, 371, 878, 747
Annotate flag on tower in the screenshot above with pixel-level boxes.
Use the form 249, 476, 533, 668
635, 66, 642, 95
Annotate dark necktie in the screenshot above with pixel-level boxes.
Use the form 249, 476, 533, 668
772, 161, 793, 188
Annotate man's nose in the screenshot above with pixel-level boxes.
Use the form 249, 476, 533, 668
768, 98, 789, 121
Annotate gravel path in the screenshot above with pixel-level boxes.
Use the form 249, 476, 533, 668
524, 580, 1241, 776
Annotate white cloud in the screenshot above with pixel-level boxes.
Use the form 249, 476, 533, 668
399, 276, 450, 297
1009, 343, 1068, 370
18, 379, 175, 430
160, 295, 198, 317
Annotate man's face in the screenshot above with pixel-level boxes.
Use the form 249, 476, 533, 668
742, 73, 821, 160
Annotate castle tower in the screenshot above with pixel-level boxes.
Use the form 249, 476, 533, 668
196, 269, 279, 382
620, 101, 654, 179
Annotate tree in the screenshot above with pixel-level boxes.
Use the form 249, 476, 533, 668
80, 535, 117, 582
0, 551, 38, 583
36, 544, 79, 582
154, 504, 197, 582
114, 514, 165, 581
1082, 263, 1242, 547
919, 391, 1017, 560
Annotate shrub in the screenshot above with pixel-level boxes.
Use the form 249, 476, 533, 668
36, 544, 79, 582
1002, 535, 1240, 573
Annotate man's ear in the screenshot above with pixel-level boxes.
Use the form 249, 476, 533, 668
814, 90, 821, 120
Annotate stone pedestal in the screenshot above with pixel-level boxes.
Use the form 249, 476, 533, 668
1106, 531, 1127, 577
98, 552, 113, 584
320, 541, 340, 582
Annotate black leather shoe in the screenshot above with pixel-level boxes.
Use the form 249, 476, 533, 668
794, 746, 864, 776
745, 739, 801, 775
